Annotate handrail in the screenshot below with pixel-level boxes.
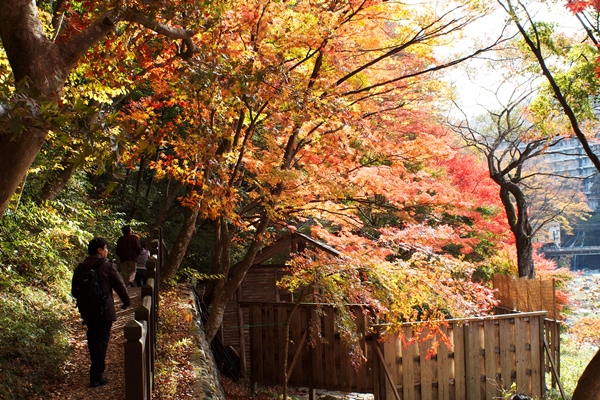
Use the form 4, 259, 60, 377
124, 228, 163, 400
239, 301, 548, 325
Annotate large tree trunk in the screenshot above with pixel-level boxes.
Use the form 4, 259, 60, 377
0, 0, 115, 217
514, 230, 534, 278
161, 206, 199, 281
152, 179, 184, 229
202, 217, 230, 305
497, 182, 535, 278
0, 126, 48, 213
572, 348, 600, 400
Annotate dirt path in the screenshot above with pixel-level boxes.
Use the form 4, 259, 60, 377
41, 287, 142, 400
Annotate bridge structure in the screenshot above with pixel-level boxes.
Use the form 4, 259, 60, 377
541, 246, 600, 258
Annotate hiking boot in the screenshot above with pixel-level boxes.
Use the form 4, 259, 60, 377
90, 377, 108, 387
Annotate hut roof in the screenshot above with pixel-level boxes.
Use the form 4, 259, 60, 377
252, 232, 340, 266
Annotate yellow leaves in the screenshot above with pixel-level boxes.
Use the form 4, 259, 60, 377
87, 81, 128, 104
64, 75, 129, 106
279, 236, 496, 337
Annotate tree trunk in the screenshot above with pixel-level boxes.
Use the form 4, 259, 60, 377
514, 229, 534, 278
130, 157, 147, 219
498, 184, 535, 278
152, 179, 184, 229
572, 348, 600, 400
203, 214, 271, 342
511, 189, 534, 279
39, 159, 78, 202
161, 206, 199, 281
0, 126, 48, 213
0, 0, 115, 217
206, 218, 229, 303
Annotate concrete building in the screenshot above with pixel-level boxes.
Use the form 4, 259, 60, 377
540, 137, 600, 211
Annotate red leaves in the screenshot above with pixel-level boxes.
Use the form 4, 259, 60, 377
565, 0, 600, 13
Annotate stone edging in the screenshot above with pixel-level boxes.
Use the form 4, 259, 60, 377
180, 284, 226, 400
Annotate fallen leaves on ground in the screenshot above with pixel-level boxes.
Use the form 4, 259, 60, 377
41, 285, 309, 400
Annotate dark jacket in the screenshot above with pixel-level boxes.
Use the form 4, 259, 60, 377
72, 254, 131, 321
116, 234, 142, 262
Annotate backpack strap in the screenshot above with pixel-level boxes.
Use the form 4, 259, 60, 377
90, 257, 106, 270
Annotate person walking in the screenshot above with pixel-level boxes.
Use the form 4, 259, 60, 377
116, 225, 141, 287
72, 237, 131, 387
135, 240, 150, 287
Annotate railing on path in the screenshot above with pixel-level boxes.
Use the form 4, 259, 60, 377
124, 228, 164, 400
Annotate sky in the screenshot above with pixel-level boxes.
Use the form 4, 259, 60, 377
442, 0, 585, 119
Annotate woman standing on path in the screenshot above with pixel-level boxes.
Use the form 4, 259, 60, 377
135, 241, 149, 287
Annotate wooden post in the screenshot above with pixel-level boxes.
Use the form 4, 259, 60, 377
237, 286, 248, 378
534, 315, 545, 398
125, 320, 147, 400
138, 282, 155, 391
151, 227, 162, 297
375, 345, 401, 400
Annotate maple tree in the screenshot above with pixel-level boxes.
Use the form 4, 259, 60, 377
1, 0, 512, 351
0, 1, 576, 396
103, 0, 510, 344
450, 85, 592, 278
0, 0, 210, 217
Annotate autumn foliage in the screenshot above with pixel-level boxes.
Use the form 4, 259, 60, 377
93, 0, 516, 341
1, 0, 521, 345
566, 0, 600, 14
565, 0, 600, 79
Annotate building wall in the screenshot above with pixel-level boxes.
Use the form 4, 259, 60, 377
221, 264, 292, 376
539, 137, 600, 211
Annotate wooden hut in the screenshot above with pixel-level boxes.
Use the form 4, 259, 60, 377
220, 232, 340, 377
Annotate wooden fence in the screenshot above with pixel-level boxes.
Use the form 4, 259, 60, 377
378, 312, 546, 400
243, 302, 549, 400
124, 228, 163, 400
492, 274, 561, 387
492, 274, 557, 319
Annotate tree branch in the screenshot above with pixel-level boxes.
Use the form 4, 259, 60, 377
499, 0, 600, 174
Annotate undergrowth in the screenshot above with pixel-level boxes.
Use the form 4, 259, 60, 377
154, 286, 197, 399
0, 285, 73, 398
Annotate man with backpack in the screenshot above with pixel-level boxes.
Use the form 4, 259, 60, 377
72, 237, 131, 388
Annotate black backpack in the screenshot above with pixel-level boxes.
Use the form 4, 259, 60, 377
73, 258, 108, 320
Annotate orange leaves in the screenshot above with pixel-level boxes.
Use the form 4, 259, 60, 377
280, 237, 499, 334
100, 0, 511, 295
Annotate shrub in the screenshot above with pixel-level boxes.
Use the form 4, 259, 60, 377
0, 285, 73, 398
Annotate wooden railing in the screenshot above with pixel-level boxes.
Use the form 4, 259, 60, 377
124, 228, 164, 400
243, 302, 550, 400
